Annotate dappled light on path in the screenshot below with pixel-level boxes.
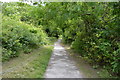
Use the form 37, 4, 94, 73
44, 39, 84, 78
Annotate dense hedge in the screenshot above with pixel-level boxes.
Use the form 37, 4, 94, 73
62, 3, 120, 76
1, 2, 49, 61
2, 16, 49, 61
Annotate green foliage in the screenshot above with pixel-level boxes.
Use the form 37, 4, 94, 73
2, 16, 49, 61
62, 2, 120, 77
1, 2, 119, 77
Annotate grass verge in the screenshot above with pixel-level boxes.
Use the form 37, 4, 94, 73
2, 45, 53, 78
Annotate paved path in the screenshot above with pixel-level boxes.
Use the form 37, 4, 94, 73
44, 39, 84, 78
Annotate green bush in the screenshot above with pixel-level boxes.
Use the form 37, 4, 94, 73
2, 16, 49, 61
61, 3, 120, 76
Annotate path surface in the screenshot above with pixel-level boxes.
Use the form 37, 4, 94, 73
44, 39, 84, 78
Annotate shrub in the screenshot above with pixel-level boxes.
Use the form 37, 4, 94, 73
2, 16, 49, 61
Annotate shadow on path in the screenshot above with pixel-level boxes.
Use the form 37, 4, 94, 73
44, 39, 85, 78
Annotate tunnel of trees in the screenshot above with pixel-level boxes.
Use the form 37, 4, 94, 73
1, 2, 120, 77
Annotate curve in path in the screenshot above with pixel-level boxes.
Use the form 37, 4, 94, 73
44, 39, 84, 78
